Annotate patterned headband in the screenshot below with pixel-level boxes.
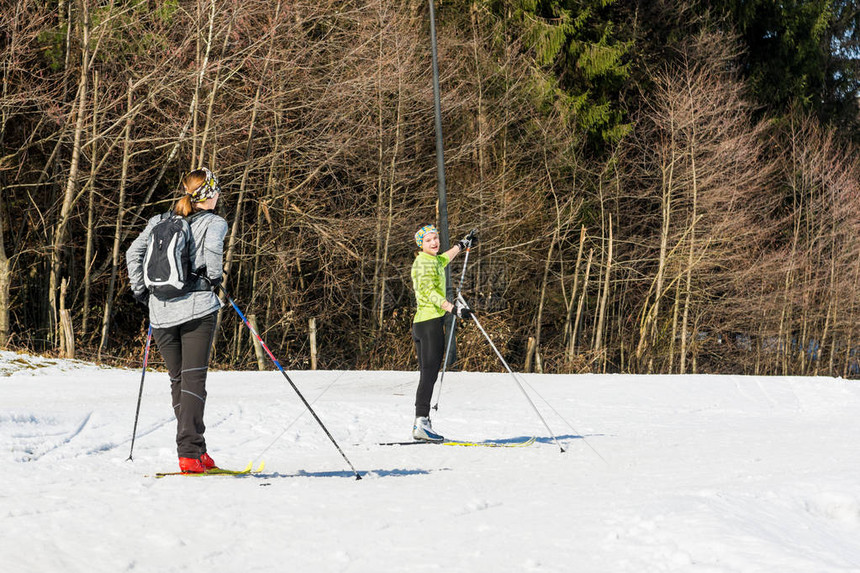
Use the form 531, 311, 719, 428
188, 167, 220, 202
415, 224, 439, 247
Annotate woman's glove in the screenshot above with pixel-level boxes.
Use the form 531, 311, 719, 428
133, 289, 149, 307
206, 276, 223, 293
457, 229, 478, 251
454, 299, 472, 320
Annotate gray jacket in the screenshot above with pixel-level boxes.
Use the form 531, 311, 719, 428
126, 209, 229, 329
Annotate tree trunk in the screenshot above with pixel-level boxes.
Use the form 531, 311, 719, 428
197, 11, 235, 169
81, 70, 99, 339
778, 136, 804, 375
822, 223, 838, 376
471, 2, 488, 292
372, 3, 386, 329
377, 24, 404, 331
222, 105, 259, 287
98, 79, 133, 359
250, 204, 264, 309
0, 50, 11, 347
679, 81, 699, 375
679, 227, 694, 374
569, 248, 593, 363
594, 213, 613, 361
534, 151, 561, 374
0, 183, 9, 348
221, 1, 279, 287
669, 278, 681, 374
798, 285, 810, 375
842, 254, 860, 377
191, 0, 216, 165
49, 0, 90, 345
378, 91, 401, 330
534, 230, 557, 374
229, 256, 246, 365
563, 226, 586, 354
637, 114, 676, 368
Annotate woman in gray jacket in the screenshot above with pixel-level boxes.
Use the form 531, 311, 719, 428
126, 167, 228, 473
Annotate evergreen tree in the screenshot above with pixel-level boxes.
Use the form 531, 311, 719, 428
822, 0, 860, 132
485, 0, 632, 148
709, 0, 860, 134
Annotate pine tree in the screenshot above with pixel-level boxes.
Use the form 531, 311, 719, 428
710, 0, 860, 135
486, 0, 632, 147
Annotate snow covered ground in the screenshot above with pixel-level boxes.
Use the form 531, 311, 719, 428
3, 349, 860, 572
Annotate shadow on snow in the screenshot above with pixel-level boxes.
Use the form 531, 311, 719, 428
534, 433, 604, 445
247, 467, 450, 480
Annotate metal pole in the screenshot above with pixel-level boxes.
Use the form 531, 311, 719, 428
432, 244, 473, 411
461, 295, 566, 453
223, 290, 362, 480
428, 0, 456, 365
127, 324, 153, 461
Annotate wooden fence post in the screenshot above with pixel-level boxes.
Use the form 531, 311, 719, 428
59, 278, 74, 359
248, 314, 265, 371
524, 336, 536, 373
309, 317, 318, 370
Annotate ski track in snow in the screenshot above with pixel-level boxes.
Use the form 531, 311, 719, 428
1, 356, 860, 572
10, 411, 93, 462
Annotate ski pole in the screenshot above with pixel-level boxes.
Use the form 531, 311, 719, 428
433, 243, 473, 411
220, 288, 362, 480
127, 324, 152, 461
461, 294, 565, 453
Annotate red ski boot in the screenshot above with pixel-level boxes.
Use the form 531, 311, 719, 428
178, 457, 206, 473
200, 453, 217, 470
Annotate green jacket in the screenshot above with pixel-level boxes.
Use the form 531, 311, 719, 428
411, 251, 450, 323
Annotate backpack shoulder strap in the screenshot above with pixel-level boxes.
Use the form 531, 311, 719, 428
186, 209, 216, 224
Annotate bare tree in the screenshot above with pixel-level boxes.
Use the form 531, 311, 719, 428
621, 32, 773, 373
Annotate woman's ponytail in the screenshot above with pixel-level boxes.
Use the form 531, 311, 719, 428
174, 169, 207, 216
174, 194, 194, 217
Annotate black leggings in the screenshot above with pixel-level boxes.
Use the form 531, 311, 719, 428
412, 316, 446, 417
152, 312, 217, 458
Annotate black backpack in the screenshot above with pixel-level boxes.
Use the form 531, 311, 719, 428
143, 212, 198, 299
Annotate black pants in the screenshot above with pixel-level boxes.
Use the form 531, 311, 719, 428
152, 312, 217, 459
412, 316, 445, 417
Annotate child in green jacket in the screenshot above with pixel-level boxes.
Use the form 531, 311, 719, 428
410, 224, 477, 441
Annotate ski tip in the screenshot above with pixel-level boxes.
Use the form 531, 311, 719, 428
255, 461, 266, 473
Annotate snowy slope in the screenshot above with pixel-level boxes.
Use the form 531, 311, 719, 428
2, 350, 860, 572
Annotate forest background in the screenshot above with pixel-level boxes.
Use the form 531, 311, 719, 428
2, 0, 860, 377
